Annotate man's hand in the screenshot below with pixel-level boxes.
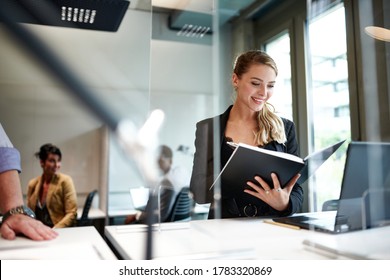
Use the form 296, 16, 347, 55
1, 215, 58, 240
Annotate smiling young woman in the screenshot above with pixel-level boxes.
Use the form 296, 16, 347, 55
189, 50, 303, 219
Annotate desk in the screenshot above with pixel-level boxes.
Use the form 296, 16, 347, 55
0, 226, 117, 260
192, 203, 210, 220
107, 204, 210, 225
303, 225, 390, 259
77, 207, 106, 219
77, 207, 106, 236
105, 218, 351, 260
108, 209, 138, 225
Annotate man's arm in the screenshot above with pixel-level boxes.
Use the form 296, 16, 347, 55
0, 123, 58, 240
0, 170, 24, 213
0, 169, 58, 240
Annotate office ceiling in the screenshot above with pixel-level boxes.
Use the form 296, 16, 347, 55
131, 0, 265, 26
132, 0, 259, 14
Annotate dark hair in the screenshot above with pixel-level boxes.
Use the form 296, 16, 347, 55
233, 50, 278, 78
35, 143, 62, 161
159, 145, 173, 159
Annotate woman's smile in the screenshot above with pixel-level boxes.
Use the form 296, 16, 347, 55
252, 96, 266, 105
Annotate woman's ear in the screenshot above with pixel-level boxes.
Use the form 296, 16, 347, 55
232, 73, 239, 89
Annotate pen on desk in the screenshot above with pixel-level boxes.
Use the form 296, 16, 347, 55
263, 220, 301, 230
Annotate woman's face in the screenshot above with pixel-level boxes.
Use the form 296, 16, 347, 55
40, 153, 61, 176
232, 63, 276, 112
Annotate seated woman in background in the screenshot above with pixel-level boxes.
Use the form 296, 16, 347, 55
27, 143, 77, 228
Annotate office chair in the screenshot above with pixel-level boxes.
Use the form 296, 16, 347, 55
322, 199, 339, 211
166, 187, 192, 222
77, 190, 98, 226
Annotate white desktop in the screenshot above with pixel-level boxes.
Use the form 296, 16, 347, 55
0, 226, 117, 260
105, 217, 390, 260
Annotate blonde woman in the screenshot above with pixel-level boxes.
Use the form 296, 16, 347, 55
189, 50, 303, 219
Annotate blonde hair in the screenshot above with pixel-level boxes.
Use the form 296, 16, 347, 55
233, 50, 286, 146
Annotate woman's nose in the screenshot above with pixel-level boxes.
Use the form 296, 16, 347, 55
257, 85, 267, 96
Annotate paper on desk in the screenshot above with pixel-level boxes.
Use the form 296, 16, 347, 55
0, 242, 104, 260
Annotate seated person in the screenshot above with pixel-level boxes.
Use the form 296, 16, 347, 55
0, 123, 57, 240
125, 145, 190, 224
27, 144, 77, 228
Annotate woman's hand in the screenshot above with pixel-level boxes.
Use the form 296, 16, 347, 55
244, 173, 301, 212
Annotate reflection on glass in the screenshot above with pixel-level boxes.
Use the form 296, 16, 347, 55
308, 3, 351, 211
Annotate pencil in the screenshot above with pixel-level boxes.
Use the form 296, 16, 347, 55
263, 219, 301, 230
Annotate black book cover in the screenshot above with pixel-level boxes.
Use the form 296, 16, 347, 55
211, 140, 345, 196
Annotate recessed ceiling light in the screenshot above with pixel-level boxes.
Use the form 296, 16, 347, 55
364, 26, 390, 42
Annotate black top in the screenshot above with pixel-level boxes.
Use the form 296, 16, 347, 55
189, 105, 304, 219
35, 202, 54, 227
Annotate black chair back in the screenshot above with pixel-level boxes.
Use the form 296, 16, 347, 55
166, 187, 191, 222
78, 190, 97, 226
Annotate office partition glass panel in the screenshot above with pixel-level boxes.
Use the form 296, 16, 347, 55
353, 0, 390, 229
148, 0, 259, 223
307, 2, 351, 211
0, 1, 155, 222
148, 0, 216, 224
149, 1, 214, 175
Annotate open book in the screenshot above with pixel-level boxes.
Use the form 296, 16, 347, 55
210, 139, 345, 194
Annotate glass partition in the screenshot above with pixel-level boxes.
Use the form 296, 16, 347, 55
1, 0, 389, 261
148, 0, 219, 223
0, 2, 153, 223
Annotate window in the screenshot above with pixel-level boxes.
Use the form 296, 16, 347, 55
307, 2, 351, 210
256, 1, 351, 212
264, 32, 293, 121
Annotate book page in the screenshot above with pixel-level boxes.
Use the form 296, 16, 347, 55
238, 143, 304, 163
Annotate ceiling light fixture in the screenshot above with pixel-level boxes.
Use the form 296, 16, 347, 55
176, 24, 210, 38
364, 26, 390, 42
0, 0, 130, 32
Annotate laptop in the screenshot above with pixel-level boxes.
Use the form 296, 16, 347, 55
273, 141, 390, 234
129, 187, 150, 211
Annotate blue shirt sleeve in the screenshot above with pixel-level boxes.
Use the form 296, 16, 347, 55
0, 147, 22, 173
0, 124, 22, 173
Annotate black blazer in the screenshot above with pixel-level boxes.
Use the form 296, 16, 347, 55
189, 106, 304, 218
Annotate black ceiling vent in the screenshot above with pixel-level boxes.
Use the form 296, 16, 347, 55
0, 0, 130, 32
